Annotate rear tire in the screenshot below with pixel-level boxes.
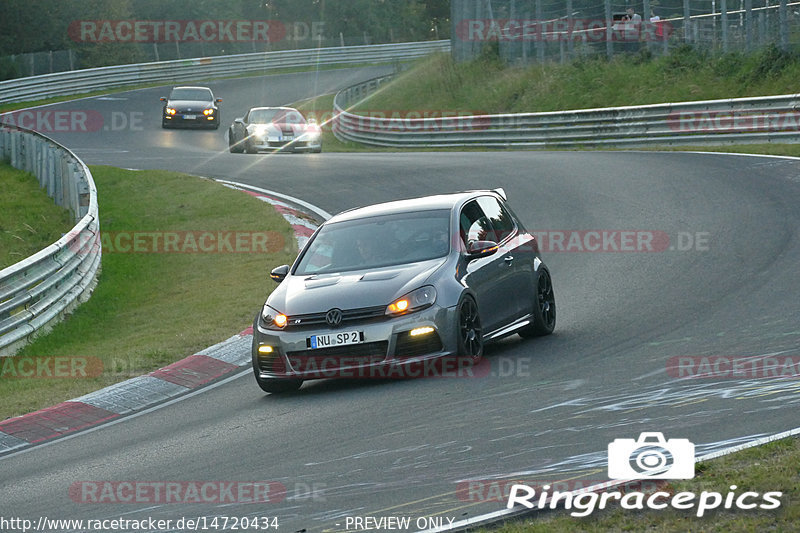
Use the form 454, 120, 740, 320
519, 268, 556, 338
456, 296, 483, 364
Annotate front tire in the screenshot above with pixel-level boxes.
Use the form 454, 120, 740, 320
228, 129, 244, 153
456, 296, 483, 363
519, 268, 556, 338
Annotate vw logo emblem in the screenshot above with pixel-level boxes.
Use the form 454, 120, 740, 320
325, 308, 343, 327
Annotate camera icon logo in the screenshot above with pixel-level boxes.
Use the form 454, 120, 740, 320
608, 432, 695, 479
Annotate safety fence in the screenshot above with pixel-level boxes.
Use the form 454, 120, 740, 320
333, 74, 800, 148
0, 125, 101, 356
0, 40, 450, 105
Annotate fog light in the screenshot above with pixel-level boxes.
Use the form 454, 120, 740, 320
258, 345, 274, 355
409, 326, 435, 337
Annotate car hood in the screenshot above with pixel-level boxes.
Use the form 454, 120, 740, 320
167, 99, 213, 110
247, 122, 306, 134
267, 258, 445, 315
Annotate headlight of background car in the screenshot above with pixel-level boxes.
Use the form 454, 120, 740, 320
261, 304, 288, 329
165, 107, 177, 115
203, 108, 214, 116
386, 286, 437, 316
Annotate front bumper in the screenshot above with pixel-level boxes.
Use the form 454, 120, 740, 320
251, 135, 321, 152
164, 113, 218, 127
252, 304, 459, 380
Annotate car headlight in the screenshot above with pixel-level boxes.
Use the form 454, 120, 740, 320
386, 286, 437, 316
165, 107, 177, 115
261, 304, 288, 329
203, 108, 214, 116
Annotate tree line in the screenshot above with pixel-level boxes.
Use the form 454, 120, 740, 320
0, 0, 450, 73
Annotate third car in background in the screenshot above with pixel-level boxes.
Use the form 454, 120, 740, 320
228, 107, 322, 154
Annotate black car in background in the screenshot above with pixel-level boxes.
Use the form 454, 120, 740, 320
160, 86, 222, 129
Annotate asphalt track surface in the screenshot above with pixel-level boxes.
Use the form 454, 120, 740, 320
3, 65, 800, 531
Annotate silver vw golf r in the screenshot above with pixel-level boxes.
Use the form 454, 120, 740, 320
251, 189, 555, 393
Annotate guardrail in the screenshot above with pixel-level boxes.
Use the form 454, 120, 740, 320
0, 40, 450, 105
333, 75, 800, 148
0, 125, 101, 356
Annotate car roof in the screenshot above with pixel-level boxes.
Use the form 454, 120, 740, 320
328, 189, 506, 224
248, 106, 298, 112
172, 86, 212, 90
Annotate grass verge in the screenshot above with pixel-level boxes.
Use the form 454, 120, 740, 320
361, 46, 800, 114
489, 436, 799, 532
0, 161, 74, 269
0, 167, 299, 421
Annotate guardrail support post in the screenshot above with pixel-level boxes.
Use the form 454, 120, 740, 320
721, 0, 729, 52
566, 0, 574, 58
745, 0, 753, 51
779, 0, 789, 51
605, 0, 613, 59
684, 0, 691, 43
535, 0, 544, 63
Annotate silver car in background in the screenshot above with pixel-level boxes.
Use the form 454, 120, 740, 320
228, 106, 322, 154
251, 189, 555, 393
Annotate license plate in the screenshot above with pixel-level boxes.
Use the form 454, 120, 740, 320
282, 135, 293, 141
183, 114, 197, 120
308, 331, 363, 349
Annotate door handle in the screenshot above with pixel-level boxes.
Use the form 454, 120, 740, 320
504, 255, 514, 265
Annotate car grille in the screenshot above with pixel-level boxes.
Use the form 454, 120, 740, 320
394, 331, 443, 358
285, 306, 387, 329
286, 341, 389, 362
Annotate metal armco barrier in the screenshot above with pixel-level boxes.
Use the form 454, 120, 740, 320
0, 41, 450, 105
0, 126, 101, 356
333, 75, 800, 148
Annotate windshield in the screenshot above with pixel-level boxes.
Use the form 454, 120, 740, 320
294, 209, 451, 275
169, 88, 213, 101
247, 108, 306, 125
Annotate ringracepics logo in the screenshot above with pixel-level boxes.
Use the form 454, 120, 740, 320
507, 432, 782, 517
608, 432, 694, 480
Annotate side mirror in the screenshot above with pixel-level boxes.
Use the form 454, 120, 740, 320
466, 240, 499, 260
270, 264, 290, 282
160, 97, 166, 102
216, 98, 223, 103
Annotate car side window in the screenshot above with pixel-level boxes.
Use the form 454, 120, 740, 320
459, 200, 494, 247
477, 196, 516, 244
